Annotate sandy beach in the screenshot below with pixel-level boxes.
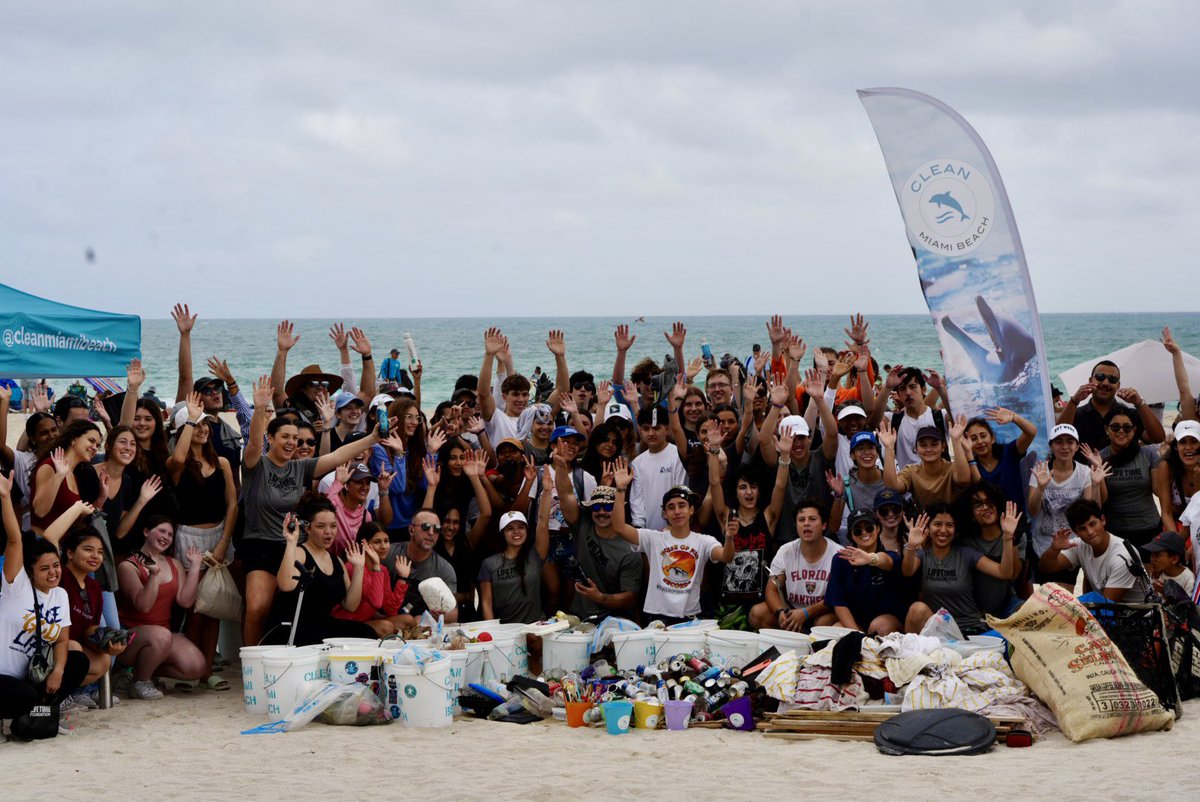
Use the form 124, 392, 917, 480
0, 683, 1191, 801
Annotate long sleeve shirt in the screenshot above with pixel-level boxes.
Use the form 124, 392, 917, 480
331, 565, 409, 622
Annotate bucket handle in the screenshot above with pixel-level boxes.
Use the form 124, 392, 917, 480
262, 662, 293, 690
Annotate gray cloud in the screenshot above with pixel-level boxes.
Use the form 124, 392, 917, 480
0, 1, 1196, 317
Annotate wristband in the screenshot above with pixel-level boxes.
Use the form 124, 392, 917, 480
771, 401, 787, 409
777, 458, 790, 467
362, 354, 374, 362
800, 608, 809, 622
831, 492, 844, 500
968, 460, 978, 466
184, 420, 199, 427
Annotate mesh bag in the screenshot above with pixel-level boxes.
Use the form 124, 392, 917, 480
1083, 601, 1180, 717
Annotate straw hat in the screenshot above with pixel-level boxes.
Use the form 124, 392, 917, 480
284, 364, 344, 399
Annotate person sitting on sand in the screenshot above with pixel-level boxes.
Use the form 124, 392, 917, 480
824, 509, 905, 635
331, 522, 411, 637
1038, 499, 1146, 603
749, 499, 840, 632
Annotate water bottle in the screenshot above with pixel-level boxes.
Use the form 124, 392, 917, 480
403, 332, 419, 368
701, 338, 714, 368
377, 404, 390, 438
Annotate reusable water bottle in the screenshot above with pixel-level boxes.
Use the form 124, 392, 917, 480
377, 404, 390, 438
403, 332, 419, 368
701, 338, 714, 368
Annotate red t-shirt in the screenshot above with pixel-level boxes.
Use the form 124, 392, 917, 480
62, 573, 103, 643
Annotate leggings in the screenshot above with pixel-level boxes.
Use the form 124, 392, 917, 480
0, 650, 91, 720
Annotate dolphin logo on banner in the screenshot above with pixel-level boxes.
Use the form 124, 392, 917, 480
857, 87, 1053, 455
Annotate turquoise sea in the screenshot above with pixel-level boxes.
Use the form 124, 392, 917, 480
27, 313, 1200, 406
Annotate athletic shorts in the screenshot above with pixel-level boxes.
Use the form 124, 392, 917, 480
238, 538, 286, 575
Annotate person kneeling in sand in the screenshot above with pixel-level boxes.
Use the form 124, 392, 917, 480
749, 500, 840, 632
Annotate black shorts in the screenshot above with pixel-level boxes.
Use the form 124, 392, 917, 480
238, 539, 287, 575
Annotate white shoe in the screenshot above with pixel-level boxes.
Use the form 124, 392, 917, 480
60, 696, 84, 713
130, 680, 164, 700
70, 691, 99, 710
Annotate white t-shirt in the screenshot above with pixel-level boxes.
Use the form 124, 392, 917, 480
895, 407, 937, 470
1, 568, 72, 679
768, 537, 839, 608
1061, 533, 1145, 603
629, 447, 688, 530
1162, 568, 1196, 598
534, 469, 597, 532
485, 406, 537, 444
1028, 463, 1092, 555
636, 528, 720, 618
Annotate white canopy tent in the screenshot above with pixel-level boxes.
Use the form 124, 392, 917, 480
1058, 340, 1200, 406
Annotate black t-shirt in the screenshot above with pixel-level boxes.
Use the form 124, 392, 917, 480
719, 510, 773, 605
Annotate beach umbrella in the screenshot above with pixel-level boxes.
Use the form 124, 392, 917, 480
1058, 340, 1200, 405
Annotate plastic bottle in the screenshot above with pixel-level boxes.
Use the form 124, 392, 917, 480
700, 338, 714, 368
516, 688, 555, 718
377, 404, 390, 438
487, 696, 526, 720
403, 332, 419, 368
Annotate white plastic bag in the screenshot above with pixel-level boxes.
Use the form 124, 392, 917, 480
918, 608, 964, 643
419, 578, 456, 614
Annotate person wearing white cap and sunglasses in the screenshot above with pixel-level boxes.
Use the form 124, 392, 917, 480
1027, 423, 1110, 573
478, 491, 551, 624
1155, 419, 1200, 533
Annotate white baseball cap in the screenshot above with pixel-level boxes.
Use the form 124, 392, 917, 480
370, 393, 393, 410
499, 511, 528, 531
1174, 420, 1200, 443
778, 415, 810, 438
1049, 423, 1079, 442
605, 402, 632, 422
836, 405, 867, 421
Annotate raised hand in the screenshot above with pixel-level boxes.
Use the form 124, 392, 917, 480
765, 315, 786, 346
1000, 502, 1022, 537
1091, 461, 1113, 484
753, 350, 770, 378
724, 512, 740, 542
0, 470, 15, 498
462, 449, 485, 478
91, 396, 112, 426
621, 381, 639, 412
830, 351, 855, 380
185, 391, 203, 422
382, 430, 406, 455
50, 447, 69, 476
426, 423, 447, 454
546, 329, 566, 356
1050, 528, 1074, 552
560, 394, 579, 415
786, 335, 807, 365
803, 368, 825, 398
464, 414, 485, 435
925, 369, 945, 392
186, 547, 204, 569
1079, 443, 1105, 469
825, 470, 844, 496
905, 512, 930, 549
362, 539, 381, 569
422, 454, 440, 487
614, 324, 636, 352
884, 364, 906, 391
411, 360, 423, 380
838, 547, 873, 567
844, 313, 870, 346
315, 389, 335, 427
282, 513, 300, 545
126, 358, 145, 390
522, 454, 538, 484
595, 380, 613, 407
207, 356, 235, 386
686, 356, 704, 383
483, 326, 504, 356
854, 345, 871, 372
1032, 461, 1051, 488
774, 426, 795, 457
172, 303, 197, 335
394, 552, 412, 579
335, 463, 351, 486
31, 384, 51, 414
704, 422, 724, 450
349, 327, 372, 356
1116, 387, 1144, 406
948, 413, 968, 442
669, 374, 687, 405
611, 456, 633, 490
742, 374, 760, 405
139, 475, 163, 503
1072, 382, 1095, 404
985, 406, 1015, 425
664, 321, 687, 349
600, 460, 615, 487
277, 320, 300, 351
328, 323, 349, 351
345, 541, 366, 570
767, 372, 790, 408
1162, 326, 1180, 355
252, 375, 273, 409
377, 468, 396, 490
877, 417, 897, 450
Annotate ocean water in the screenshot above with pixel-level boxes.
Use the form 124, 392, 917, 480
29, 313, 1200, 405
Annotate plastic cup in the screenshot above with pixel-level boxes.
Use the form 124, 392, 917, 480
720, 695, 755, 731
565, 701, 594, 728
601, 700, 633, 735
664, 699, 693, 731
632, 699, 662, 729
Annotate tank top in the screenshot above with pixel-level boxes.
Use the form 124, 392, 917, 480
117, 555, 179, 628
276, 547, 346, 636
29, 458, 82, 532
175, 463, 227, 525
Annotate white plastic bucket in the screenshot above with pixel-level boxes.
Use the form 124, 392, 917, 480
612, 631, 657, 672
705, 630, 761, 669
810, 625, 855, 644
322, 637, 383, 649
463, 641, 494, 686
262, 647, 325, 719
542, 631, 593, 673
239, 645, 281, 715
485, 626, 529, 680
383, 657, 454, 727
443, 649, 468, 712
654, 628, 708, 661
946, 635, 1006, 658
757, 628, 813, 657
327, 649, 384, 685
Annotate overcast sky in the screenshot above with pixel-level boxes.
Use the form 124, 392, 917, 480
2, 1, 1196, 318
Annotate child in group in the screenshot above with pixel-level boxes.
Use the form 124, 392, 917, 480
1145, 530, 1195, 598
331, 521, 412, 637
611, 458, 737, 624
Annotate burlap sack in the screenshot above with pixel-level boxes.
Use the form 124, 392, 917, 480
989, 585, 1174, 742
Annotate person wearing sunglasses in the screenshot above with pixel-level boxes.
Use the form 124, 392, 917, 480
824, 509, 905, 635
956, 483, 1028, 617
1097, 408, 1163, 553
558, 484, 641, 620
384, 508, 459, 626
1058, 360, 1164, 451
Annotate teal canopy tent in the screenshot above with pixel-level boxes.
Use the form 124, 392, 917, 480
0, 283, 141, 378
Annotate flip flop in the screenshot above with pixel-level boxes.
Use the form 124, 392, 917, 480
204, 674, 231, 691
160, 678, 198, 693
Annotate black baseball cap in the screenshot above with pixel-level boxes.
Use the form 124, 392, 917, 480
661, 485, 696, 508
638, 405, 671, 427
848, 509, 878, 532
874, 489, 904, 511
1145, 531, 1186, 556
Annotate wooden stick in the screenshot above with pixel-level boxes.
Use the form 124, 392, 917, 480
764, 732, 876, 742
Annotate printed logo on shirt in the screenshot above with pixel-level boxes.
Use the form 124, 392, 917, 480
787, 567, 829, 607
13, 605, 64, 654
660, 546, 699, 590
266, 470, 300, 494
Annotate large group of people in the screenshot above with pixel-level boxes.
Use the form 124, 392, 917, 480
1, 307, 1196, 739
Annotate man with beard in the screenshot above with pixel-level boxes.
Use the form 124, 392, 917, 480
556, 484, 641, 619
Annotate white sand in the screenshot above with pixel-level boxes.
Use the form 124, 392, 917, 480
2, 684, 1193, 802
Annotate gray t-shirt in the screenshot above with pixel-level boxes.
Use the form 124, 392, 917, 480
571, 511, 643, 619
776, 452, 830, 544
478, 550, 545, 624
915, 545, 986, 633
241, 457, 317, 541
1099, 445, 1162, 534
385, 544, 457, 616
962, 531, 1026, 618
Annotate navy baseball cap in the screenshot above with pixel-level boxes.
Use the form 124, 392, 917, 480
874, 488, 904, 511
847, 509, 878, 532
1145, 531, 1186, 556
849, 431, 879, 451
550, 425, 585, 443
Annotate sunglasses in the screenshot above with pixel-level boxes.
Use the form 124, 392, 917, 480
1092, 372, 1119, 384
417, 522, 443, 533
877, 506, 902, 516
971, 498, 995, 510
1108, 423, 1135, 433
308, 380, 331, 389
852, 524, 877, 537
572, 382, 596, 393
200, 386, 223, 396
707, 382, 731, 390
297, 438, 318, 447
591, 503, 615, 512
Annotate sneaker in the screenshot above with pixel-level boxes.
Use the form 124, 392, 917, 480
70, 691, 99, 710
130, 680, 164, 700
91, 689, 121, 707
111, 670, 134, 696
60, 696, 83, 713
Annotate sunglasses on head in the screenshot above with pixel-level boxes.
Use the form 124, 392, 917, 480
1108, 423, 1135, 433
417, 522, 442, 533
1092, 372, 1119, 384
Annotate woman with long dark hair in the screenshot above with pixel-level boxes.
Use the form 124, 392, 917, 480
1099, 407, 1164, 551
1155, 420, 1200, 532
478, 470, 551, 623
